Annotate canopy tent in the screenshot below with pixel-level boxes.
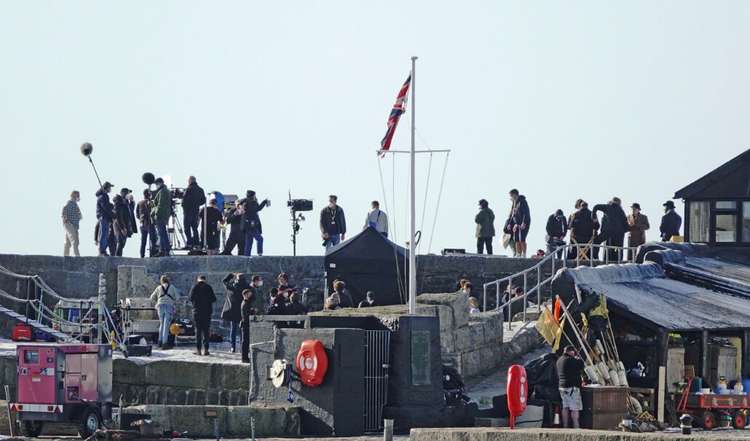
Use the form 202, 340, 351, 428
324, 227, 407, 306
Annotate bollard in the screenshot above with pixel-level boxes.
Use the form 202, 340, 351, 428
383, 419, 394, 441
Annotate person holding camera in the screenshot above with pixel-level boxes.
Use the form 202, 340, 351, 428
320, 195, 346, 249
151, 177, 172, 256
241, 190, 269, 256
182, 176, 206, 249
95, 181, 115, 256
222, 273, 250, 353
222, 200, 246, 255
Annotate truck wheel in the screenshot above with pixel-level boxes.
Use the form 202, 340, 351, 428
701, 411, 716, 430
733, 411, 747, 429
21, 420, 44, 437
78, 407, 101, 438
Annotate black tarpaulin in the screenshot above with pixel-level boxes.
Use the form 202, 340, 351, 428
552, 262, 750, 332
324, 226, 407, 306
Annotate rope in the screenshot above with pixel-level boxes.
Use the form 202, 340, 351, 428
417, 152, 433, 254
427, 151, 450, 254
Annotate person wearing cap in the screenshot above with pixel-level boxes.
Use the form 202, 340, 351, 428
199, 197, 224, 255
62, 190, 82, 257
556, 345, 585, 428
95, 181, 115, 256
627, 203, 650, 260
592, 197, 629, 262
189, 275, 216, 356
112, 188, 134, 256
241, 190, 269, 256
475, 199, 495, 254
182, 176, 206, 249
136, 189, 158, 258
545, 209, 568, 256
151, 177, 172, 256
660, 200, 682, 242
320, 195, 347, 249
364, 200, 389, 237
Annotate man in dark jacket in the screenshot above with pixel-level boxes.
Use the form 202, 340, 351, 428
112, 188, 133, 256
222, 201, 245, 255
182, 176, 206, 249
508, 189, 531, 258
189, 275, 216, 356
199, 198, 224, 254
136, 190, 158, 258
221, 273, 250, 353
556, 345, 585, 428
320, 195, 347, 249
95, 181, 115, 256
241, 190, 269, 256
569, 202, 595, 260
592, 197, 629, 262
239, 288, 258, 363
475, 199, 495, 255
545, 209, 568, 256
151, 178, 172, 256
660, 200, 682, 241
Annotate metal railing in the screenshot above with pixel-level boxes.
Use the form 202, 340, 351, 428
482, 243, 638, 330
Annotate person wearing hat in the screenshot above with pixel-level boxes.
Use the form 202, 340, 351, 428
241, 190, 269, 256
151, 177, 172, 256
626, 203, 650, 260
475, 199, 496, 254
660, 200, 682, 242
556, 345, 585, 428
95, 181, 115, 256
592, 197, 629, 262
112, 188, 134, 256
545, 208, 568, 256
182, 176, 206, 249
320, 195, 347, 249
199, 196, 224, 255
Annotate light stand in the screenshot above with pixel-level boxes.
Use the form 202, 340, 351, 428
290, 210, 305, 257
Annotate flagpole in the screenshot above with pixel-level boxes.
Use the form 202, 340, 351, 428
409, 55, 417, 315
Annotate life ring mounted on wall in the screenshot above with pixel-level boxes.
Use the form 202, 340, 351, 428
295, 339, 329, 387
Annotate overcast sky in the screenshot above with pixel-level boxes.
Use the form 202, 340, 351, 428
1, 1, 749, 258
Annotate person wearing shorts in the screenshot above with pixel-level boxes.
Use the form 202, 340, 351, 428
508, 189, 531, 258
556, 345, 585, 428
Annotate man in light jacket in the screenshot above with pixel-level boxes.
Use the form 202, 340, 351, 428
150, 275, 180, 349
364, 200, 389, 237
627, 203, 650, 260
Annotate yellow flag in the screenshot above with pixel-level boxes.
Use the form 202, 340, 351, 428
535, 307, 560, 346
553, 317, 567, 352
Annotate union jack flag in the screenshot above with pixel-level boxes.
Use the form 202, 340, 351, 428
380, 74, 411, 155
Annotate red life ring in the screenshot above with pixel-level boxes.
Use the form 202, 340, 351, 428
295, 340, 329, 387
506, 364, 528, 429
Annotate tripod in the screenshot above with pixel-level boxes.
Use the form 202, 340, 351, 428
168, 202, 187, 252
290, 210, 305, 257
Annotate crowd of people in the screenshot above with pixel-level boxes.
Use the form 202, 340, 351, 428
61, 176, 393, 257
474, 189, 683, 260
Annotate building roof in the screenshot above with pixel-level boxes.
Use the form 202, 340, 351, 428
674, 148, 750, 200
557, 263, 750, 332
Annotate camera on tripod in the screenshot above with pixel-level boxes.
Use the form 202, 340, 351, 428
170, 187, 186, 200
287, 198, 313, 212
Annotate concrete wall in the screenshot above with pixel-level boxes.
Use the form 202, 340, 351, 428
410, 427, 748, 441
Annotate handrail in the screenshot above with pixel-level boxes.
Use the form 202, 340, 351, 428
482, 242, 638, 329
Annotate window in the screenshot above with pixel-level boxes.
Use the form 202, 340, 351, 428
743, 202, 750, 242
716, 201, 738, 210
689, 202, 710, 242
716, 214, 737, 242
24, 350, 39, 364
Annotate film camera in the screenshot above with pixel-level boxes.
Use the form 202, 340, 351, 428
170, 187, 186, 199
287, 198, 313, 212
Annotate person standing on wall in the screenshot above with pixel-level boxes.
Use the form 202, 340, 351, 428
189, 275, 216, 356
660, 200, 682, 242
182, 176, 206, 250
556, 345, 585, 429
136, 190, 158, 258
112, 188, 133, 256
241, 190, 269, 256
200, 197, 224, 255
222, 200, 245, 256
475, 199, 495, 255
151, 177, 172, 257
592, 197, 629, 262
95, 181, 115, 257
62, 190, 82, 257
569, 201, 596, 260
364, 200, 389, 237
627, 203, 650, 260
507, 189, 531, 258
320, 195, 347, 249
150, 275, 180, 349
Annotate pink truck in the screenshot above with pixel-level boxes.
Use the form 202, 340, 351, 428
9, 343, 113, 438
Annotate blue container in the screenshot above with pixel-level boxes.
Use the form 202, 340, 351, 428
742, 378, 750, 394
692, 377, 703, 392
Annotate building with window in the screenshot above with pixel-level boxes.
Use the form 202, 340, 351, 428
674, 148, 750, 246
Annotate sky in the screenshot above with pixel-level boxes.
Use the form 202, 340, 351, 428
1, 1, 749, 258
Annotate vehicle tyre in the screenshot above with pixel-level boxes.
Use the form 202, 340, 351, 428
732, 411, 746, 429
79, 406, 101, 438
21, 420, 44, 437
700, 411, 716, 430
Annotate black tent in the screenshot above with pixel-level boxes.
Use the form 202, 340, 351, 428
324, 226, 407, 306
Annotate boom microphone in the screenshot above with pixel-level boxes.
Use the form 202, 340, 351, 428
79, 141, 103, 188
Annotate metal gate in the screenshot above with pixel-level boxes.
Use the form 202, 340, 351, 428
364, 330, 391, 432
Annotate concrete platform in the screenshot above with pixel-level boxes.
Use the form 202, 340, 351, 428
410, 427, 750, 440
